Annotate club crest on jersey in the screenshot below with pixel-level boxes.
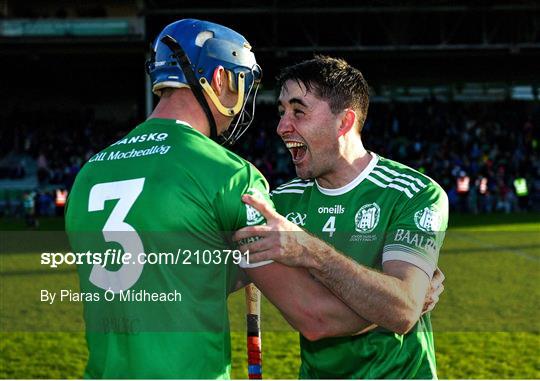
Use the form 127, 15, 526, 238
285, 212, 307, 226
246, 188, 266, 226
246, 205, 264, 225
414, 206, 443, 233
354, 203, 381, 233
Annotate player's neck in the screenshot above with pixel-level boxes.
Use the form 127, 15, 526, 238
148, 90, 212, 137
316, 138, 371, 189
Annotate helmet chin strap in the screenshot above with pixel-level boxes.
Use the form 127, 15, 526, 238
160, 35, 219, 141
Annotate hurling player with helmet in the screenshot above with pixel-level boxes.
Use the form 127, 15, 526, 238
65, 20, 376, 379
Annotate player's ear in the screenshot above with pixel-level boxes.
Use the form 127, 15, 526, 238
211, 66, 227, 96
338, 109, 357, 137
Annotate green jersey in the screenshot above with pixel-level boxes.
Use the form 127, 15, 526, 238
65, 118, 270, 379
271, 153, 448, 379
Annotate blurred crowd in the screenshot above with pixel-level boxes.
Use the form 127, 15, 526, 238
364, 99, 539, 213
0, 107, 132, 190
1, 99, 539, 220
237, 99, 540, 214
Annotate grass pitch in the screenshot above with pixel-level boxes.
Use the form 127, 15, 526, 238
1, 213, 539, 378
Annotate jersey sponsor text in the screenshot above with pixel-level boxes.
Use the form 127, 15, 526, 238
89, 145, 170, 162
393, 229, 438, 254
112, 132, 168, 145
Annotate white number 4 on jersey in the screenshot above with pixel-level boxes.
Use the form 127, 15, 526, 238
322, 216, 336, 237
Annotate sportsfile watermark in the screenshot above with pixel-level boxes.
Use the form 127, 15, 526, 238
1, 229, 538, 333
40, 248, 250, 268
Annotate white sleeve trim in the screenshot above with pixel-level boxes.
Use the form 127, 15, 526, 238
382, 250, 435, 279
238, 256, 274, 269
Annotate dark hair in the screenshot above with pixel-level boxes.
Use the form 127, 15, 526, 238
277, 55, 370, 131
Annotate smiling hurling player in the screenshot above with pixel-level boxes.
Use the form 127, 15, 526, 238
235, 56, 448, 379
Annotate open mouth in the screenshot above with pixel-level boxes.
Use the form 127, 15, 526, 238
285, 141, 308, 164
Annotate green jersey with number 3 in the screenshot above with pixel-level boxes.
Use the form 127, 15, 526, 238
271, 153, 448, 379
65, 118, 270, 379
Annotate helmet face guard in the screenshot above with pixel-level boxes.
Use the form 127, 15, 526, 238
218, 64, 261, 145
146, 19, 262, 145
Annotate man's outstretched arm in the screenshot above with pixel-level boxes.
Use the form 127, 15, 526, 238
235, 194, 444, 335
241, 262, 376, 341
308, 251, 430, 335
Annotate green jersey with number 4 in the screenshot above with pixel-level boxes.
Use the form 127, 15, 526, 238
65, 118, 270, 379
271, 153, 448, 379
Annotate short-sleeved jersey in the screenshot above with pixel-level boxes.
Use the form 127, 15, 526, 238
65, 118, 271, 379
271, 153, 448, 379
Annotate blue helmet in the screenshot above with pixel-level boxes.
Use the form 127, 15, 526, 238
147, 19, 261, 95
146, 19, 262, 144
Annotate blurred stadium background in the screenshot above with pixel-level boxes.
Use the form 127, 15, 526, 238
0, 0, 539, 379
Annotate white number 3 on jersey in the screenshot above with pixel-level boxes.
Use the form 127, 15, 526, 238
88, 178, 145, 293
